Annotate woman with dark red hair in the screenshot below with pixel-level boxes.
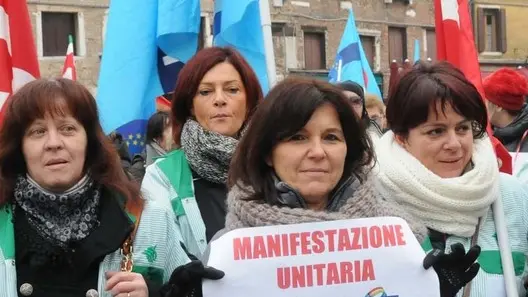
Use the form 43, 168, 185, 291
0, 78, 224, 297
141, 47, 263, 259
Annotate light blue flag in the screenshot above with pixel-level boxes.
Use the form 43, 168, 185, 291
213, 0, 268, 93
97, 0, 200, 155
413, 39, 421, 63
329, 9, 382, 99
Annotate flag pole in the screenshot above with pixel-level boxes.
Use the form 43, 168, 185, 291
492, 199, 518, 297
337, 59, 343, 82
259, 0, 277, 89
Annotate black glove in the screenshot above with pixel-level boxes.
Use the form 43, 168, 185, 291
160, 243, 225, 297
423, 243, 480, 297
160, 260, 225, 297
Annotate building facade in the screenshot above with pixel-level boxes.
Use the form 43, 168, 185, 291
26, 0, 436, 97
471, 0, 528, 76
26, 0, 109, 94
263, 0, 435, 97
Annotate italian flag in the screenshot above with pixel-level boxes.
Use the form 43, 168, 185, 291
62, 35, 76, 80
0, 0, 40, 122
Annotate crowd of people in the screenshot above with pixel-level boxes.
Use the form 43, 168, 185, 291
0, 46, 527, 297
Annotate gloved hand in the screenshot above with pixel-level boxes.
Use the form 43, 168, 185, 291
160, 243, 225, 297
160, 260, 225, 297
423, 243, 480, 297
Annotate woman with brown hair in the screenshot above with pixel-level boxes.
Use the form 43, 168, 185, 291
375, 61, 528, 297
0, 79, 222, 297
210, 77, 481, 297
141, 47, 263, 258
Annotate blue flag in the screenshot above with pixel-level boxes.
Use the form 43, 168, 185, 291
97, 0, 200, 155
413, 39, 421, 63
213, 0, 268, 93
329, 8, 382, 99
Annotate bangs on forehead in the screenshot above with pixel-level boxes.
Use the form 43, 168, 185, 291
31, 97, 72, 120
386, 61, 488, 138
14, 80, 81, 130
402, 73, 484, 127
274, 86, 325, 140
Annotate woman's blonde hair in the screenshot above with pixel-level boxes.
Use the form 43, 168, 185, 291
365, 93, 385, 114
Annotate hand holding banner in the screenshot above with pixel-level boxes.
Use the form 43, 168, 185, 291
203, 217, 440, 297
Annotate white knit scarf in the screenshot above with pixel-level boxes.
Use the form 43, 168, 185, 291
374, 131, 500, 237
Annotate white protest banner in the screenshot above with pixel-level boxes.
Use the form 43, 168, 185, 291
203, 217, 440, 297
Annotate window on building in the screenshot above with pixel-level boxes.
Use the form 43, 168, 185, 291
477, 7, 506, 53
388, 27, 407, 64
426, 29, 437, 61
42, 12, 78, 57
198, 17, 205, 50
303, 31, 325, 70
360, 35, 375, 70
272, 23, 284, 37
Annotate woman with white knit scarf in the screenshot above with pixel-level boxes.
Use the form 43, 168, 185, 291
374, 61, 528, 297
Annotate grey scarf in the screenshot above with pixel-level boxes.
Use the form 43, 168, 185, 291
226, 173, 428, 243
14, 174, 101, 247
180, 119, 239, 184
146, 142, 168, 166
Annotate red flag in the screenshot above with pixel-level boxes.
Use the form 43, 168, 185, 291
156, 96, 171, 111
0, 0, 40, 122
62, 35, 76, 80
434, 0, 512, 174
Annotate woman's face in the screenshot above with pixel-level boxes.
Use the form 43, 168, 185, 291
342, 90, 363, 119
269, 104, 348, 210
22, 113, 87, 192
192, 62, 247, 138
367, 106, 386, 129
397, 102, 473, 178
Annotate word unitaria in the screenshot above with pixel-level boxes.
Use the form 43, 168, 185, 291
232, 224, 407, 289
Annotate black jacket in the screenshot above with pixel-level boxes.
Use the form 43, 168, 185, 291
192, 171, 228, 242
494, 105, 528, 153
14, 188, 161, 297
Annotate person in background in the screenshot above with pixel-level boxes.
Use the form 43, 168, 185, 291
219, 77, 477, 297
336, 80, 383, 141
141, 47, 263, 258
375, 61, 528, 297
0, 78, 224, 297
483, 68, 528, 153
365, 93, 387, 132
482, 68, 528, 181
146, 111, 174, 166
109, 131, 132, 169
108, 132, 146, 184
